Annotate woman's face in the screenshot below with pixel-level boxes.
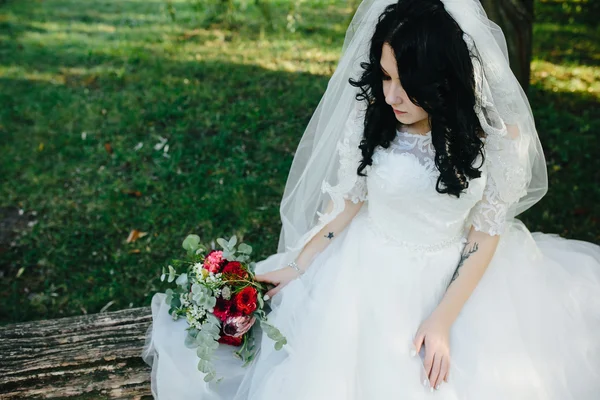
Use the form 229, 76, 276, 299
380, 42, 430, 134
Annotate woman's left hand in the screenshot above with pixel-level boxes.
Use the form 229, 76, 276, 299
412, 313, 451, 391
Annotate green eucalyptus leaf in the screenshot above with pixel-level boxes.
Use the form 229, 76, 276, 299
206, 313, 221, 326
202, 324, 221, 340
182, 234, 201, 252
185, 331, 199, 348
170, 295, 182, 309
197, 345, 214, 359
167, 265, 176, 283
228, 235, 237, 248
260, 320, 287, 346
257, 293, 264, 309
165, 288, 174, 304
238, 243, 252, 254
197, 359, 213, 374
216, 238, 229, 250
196, 333, 220, 349
175, 273, 188, 286
259, 320, 275, 333
203, 371, 216, 382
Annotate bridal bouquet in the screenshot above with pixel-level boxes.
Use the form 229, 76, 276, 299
160, 234, 287, 382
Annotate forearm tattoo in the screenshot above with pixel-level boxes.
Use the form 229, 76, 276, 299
448, 241, 479, 287
324, 232, 335, 240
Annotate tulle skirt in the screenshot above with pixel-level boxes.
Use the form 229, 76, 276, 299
142, 210, 600, 399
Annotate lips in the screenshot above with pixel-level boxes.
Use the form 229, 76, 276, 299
393, 109, 407, 114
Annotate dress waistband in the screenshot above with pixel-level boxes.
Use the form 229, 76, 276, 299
364, 213, 467, 252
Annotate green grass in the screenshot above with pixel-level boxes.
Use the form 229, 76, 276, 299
0, 0, 598, 324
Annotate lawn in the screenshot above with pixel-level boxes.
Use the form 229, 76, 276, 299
0, 0, 598, 324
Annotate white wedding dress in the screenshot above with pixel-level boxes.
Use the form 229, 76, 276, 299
142, 126, 600, 399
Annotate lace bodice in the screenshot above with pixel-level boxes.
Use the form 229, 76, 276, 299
340, 128, 512, 243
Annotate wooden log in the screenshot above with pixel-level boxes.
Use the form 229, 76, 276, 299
0, 307, 153, 399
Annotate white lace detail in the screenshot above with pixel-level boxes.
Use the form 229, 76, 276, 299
335, 130, 369, 204
366, 213, 467, 252
484, 132, 529, 205
321, 103, 369, 206
469, 172, 508, 236
467, 132, 529, 236
372, 130, 437, 185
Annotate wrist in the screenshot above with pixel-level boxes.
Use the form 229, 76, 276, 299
287, 260, 305, 277
430, 307, 455, 330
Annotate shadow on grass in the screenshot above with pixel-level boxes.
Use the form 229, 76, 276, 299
0, 40, 333, 324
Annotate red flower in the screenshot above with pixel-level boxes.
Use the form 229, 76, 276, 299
218, 334, 243, 347
222, 261, 249, 279
234, 286, 258, 315
213, 296, 232, 322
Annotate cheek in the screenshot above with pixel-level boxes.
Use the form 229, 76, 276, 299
416, 107, 428, 119
408, 104, 427, 118
382, 81, 391, 98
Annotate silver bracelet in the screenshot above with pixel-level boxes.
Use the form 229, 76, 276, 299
287, 260, 304, 276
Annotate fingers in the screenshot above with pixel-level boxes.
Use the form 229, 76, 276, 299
413, 332, 425, 355
422, 344, 434, 379
265, 283, 285, 299
443, 356, 450, 383
429, 353, 442, 390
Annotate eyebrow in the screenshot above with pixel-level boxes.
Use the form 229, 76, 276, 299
380, 65, 390, 75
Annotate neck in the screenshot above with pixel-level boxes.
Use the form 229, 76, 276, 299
397, 118, 431, 135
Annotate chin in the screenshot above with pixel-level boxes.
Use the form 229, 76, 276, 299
395, 115, 414, 124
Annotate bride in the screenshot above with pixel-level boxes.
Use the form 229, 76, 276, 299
142, 0, 600, 398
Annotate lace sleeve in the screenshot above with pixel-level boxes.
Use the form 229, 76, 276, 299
469, 169, 509, 236
468, 126, 530, 236
321, 101, 368, 204
284, 101, 368, 253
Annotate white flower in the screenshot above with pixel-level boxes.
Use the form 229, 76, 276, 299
180, 292, 191, 307
221, 286, 231, 300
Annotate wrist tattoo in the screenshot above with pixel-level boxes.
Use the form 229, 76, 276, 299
324, 232, 335, 240
448, 241, 479, 286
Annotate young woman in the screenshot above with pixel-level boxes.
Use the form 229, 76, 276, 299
143, 0, 600, 398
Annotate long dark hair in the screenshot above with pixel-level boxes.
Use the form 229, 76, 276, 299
349, 0, 485, 197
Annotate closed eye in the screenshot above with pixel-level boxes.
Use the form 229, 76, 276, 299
380, 66, 391, 80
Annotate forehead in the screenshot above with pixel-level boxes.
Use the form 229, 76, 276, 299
380, 43, 398, 70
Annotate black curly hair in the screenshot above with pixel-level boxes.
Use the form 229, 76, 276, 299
348, 0, 485, 197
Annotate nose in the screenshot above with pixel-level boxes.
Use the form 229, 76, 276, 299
386, 81, 404, 106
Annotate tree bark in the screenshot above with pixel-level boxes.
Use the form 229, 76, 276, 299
0, 307, 153, 399
480, 0, 534, 90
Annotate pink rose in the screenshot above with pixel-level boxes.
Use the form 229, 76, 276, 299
203, 250, 226, 273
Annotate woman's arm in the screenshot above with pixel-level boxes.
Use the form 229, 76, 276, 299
413, 226, 501, 391
256, 98, 368, 298
432, 226, 500, 326
295, 198, 366, 272
255, 197, 366, 298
